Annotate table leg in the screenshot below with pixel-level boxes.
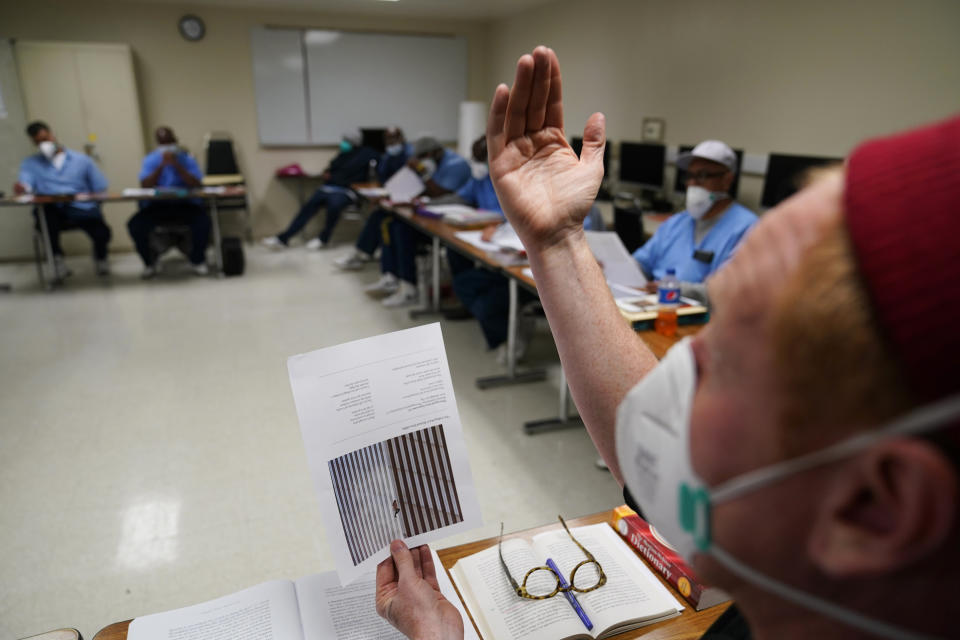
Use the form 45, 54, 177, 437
476, 278, 546, 389
409, 236, 443, 319
522, 364, 583, 434
210, 198, 224, 278
432, 236, 441, 310
37, 207, 56, 290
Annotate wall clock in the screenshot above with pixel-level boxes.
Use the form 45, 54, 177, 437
178, 15, 206, 42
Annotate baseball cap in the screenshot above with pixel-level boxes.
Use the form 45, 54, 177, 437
413, 135, 442, 156
677, 140, 737, 172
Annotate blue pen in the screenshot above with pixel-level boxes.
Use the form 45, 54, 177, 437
546, 557, 593, 631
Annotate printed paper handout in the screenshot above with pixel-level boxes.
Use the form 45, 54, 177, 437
287, 323, 481, 584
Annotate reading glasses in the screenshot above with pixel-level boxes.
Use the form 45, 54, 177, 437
498, 515, 608, 600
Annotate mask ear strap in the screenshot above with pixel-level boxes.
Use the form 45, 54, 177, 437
710, 393, 960, 505
709, 545, 942, 640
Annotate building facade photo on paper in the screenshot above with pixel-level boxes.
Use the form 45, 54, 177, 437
328, 423, 464, 566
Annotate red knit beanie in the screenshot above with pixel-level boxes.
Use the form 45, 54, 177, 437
844, 114, 960, 402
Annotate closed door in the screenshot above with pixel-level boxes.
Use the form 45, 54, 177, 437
16, 40, 145, 254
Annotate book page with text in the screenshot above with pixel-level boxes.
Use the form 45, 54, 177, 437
295, 547, 479, 640
451, 539, 582, 640
532, 524, 682, 636
127, 580, 304, 640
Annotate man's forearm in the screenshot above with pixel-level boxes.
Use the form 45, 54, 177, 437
526, 229, 659, 485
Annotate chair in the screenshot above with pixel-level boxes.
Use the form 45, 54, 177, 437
149, 223, 194, 265
202, 131, 252, 241
31, 205, 86, 290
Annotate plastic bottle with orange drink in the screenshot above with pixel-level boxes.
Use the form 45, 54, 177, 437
655, 268, 680, 337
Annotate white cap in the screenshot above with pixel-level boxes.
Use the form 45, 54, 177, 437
676, 140, 737, 173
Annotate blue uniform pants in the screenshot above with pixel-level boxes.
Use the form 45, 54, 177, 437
127, 201, 210, 266
448, 249, 535, 349
39, 204, 112, 260
278, 188, 353, 244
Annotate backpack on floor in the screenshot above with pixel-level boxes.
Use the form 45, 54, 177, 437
220, 237, 245, 276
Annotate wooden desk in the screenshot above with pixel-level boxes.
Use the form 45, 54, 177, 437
0, 187, 246, 288
384, 208, 705, 432
92, 510, 728, 640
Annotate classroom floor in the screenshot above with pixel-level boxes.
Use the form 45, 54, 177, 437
0, 241, 622, 639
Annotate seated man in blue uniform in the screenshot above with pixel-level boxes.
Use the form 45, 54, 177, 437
127, 126, 210, 278
15, 120, 112, 280
262, 130, 379, 250
371, 136, 471, 306
633, 140, 757, 303
334, 127, 413, 271
444, 137, 537, 360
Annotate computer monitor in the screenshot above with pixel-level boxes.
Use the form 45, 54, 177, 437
618, 142, 665, 190
673, 145, 744, 200
361, 128, 387, 153
761, 153, 842, 208
570, 136, 610, 178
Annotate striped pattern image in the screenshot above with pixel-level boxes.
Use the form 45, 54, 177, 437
329, 424, 462, 566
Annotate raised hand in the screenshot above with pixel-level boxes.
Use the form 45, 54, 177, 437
375, 540, 464, 640
488, 46, 606, 252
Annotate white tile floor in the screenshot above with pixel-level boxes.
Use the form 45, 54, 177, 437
0, 243, 621, 639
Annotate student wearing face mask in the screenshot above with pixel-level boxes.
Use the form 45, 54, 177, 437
14, 120, 112, 280
375, 47, 960, 640
334, 127, 413, 271
262, 130, 379, 250
374, 136, 471, 307
633, 140, 757, 304
127, 126, 209, 278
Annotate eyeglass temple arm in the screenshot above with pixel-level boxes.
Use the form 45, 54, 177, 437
499, 523, 523, 593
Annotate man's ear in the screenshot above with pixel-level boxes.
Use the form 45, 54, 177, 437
807, 438, 957, 577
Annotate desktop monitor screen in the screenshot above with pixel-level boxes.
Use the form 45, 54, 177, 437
673, 145, 744, 200
361, 128, 387, 153
618, 142, 665, 189
761, 153, 842, 208
570, 136, 610, 178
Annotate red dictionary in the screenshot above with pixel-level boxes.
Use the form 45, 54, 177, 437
612, 505, 731, 611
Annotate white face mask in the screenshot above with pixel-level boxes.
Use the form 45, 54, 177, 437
616, 337, 960, 640
419, 157, 438, 181
38, 140, 58, 160
470, 160, 489, 180
157, 143, 178, 154
386, 143, 404, 156
685, 185, 726, 220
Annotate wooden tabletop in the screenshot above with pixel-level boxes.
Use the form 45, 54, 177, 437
437, 510, 728, 640
0, 186, 246, 207
92, 510, 727, 640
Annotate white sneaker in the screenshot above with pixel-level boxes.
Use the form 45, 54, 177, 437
192, 263, 209, 276
53, 256, 73, 281
382, 282, 418, 307
261, 236, 287, 250
334, 251, 372, 271
141, 265, 158, 280
305, 237, 325, 251
95, 259, 110, 277
364, 273, 399, 293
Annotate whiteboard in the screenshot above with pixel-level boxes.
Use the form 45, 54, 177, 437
250, 27, 467, 146
251, 28, 309, 144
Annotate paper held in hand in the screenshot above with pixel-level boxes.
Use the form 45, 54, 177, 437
287, 323, 481, 584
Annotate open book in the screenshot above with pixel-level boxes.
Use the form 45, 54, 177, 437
451, 523, 682, 640
128, 547, 479, 640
